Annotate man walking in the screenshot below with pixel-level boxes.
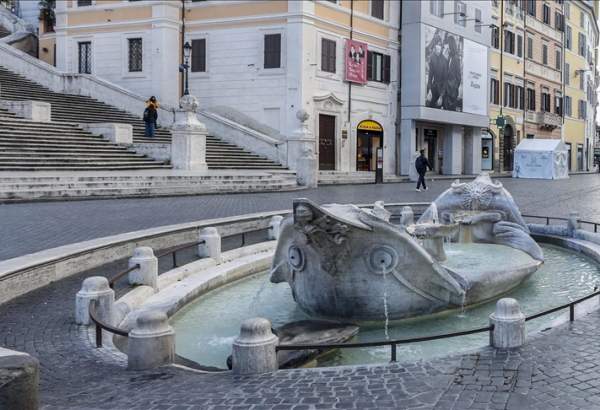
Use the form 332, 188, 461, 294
415, 150, 432, 192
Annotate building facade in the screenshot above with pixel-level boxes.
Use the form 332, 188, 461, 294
35, 0, 599, 177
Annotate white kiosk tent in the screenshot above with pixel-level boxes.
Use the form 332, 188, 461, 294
513, 139, 569, 179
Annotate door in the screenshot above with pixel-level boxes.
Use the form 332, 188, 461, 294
503, 125, 514, 171
356, 130, 383, 171
423, 129, 437, 171
318, 114, 336, 170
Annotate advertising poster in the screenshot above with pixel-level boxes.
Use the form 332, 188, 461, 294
345, 39, 368, 84
462, 39, 488, 116
424, 26, 463, 112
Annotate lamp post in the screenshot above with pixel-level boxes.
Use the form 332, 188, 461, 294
181, 41, 192, 96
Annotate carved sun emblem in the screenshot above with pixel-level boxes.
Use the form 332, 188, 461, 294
462, 183, 493, 211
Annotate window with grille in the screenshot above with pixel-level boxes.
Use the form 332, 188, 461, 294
321, 38, 336, 73
78, 41, 92, 74
264, 34, 281, 69
191, 39, 206, 72
128, 38, 142, 72
371, 0, 384, 20
367, 51, 390, 83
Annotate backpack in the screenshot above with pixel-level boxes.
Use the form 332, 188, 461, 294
143, 108, 150, 122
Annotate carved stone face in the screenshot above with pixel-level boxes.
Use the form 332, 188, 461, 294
294, 204, 314, 224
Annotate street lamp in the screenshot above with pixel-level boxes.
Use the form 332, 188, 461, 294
181, 41, 192, 96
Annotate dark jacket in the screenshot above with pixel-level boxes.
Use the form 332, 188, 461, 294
143, 105, 158, 124
415, 155, 432, 174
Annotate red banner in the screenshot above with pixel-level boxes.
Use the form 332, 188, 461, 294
345, 39, 368, 84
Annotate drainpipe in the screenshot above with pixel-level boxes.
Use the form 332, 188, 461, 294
181, 0, 186, 99
397, 0, 402, 175
347, 0, 353, 125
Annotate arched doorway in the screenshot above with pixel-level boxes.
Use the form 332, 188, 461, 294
356, 120, 383, 171
503, 125, 514, 172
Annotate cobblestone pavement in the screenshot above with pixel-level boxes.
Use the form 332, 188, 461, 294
3, 259, 600, 409
1, 174, 599, 261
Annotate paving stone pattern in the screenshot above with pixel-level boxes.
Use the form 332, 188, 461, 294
1, 174, 598, 261
3, 259, 600, 409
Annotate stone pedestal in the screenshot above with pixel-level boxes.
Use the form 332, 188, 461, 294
170, 94, 208, 171
489, 298, 526, 349
128, 310, 175, 371
399, 206, 414, 226
567, 212, 580, 237
75, 276, 115, 326
268, 216, 284, 240
1, 100, 51, 122
198, 227, 221, 263
289, 110, 318, 188
79, 123, 133, 145
0, 347, 39, 410
232, 317, 279, 375
128, 247, 158, 291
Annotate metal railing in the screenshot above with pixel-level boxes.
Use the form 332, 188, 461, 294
89, 300, 128, 348
223, 227, 270, 248
155, 240, 205, 269
522, 214, 600, 233
108, 264, 139, 289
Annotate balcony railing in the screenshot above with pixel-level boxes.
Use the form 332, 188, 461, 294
537, 111, 562, 129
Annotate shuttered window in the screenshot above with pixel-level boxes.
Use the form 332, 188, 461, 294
128, 38, 143, 72
321, 38, 336, 73
191, 39, 206, 72
264, 34, 281, 69
371, 0, 384, 20
367, 51, 390, 83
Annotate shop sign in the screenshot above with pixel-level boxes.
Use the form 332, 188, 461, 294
357, 120, 383, 132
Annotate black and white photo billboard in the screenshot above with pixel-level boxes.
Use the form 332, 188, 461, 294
424, 25, 487, 116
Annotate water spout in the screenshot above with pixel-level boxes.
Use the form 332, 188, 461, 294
250, 260, 286, 314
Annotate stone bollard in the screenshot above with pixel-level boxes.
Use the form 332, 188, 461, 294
198, 227, 222, 263
127, 310, 175, 371
75, 276, 115, 326
567, 211, 580, 237
268, 216, 284, 240
399, 206, 414, 226
128, 247, 158, 291
489, 298, 526, 349
232, 317, 279, 375
0, 347, 39, 410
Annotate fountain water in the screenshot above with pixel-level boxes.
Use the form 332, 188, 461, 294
249, 260, 285, 314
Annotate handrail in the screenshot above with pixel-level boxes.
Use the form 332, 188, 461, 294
108, 264, 139, 289
277, 325, 494, 362
525, 289, 600, 322
89, 300, 129, 348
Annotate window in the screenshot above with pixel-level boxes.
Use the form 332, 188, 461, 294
517, 34, 523, 57
564, 63, 570, 85
526, 0, 536, 17
565, 2, 570, 18
543, 4, 550, 24
454, 1, 466, 26
127, 38, 142, 73
367, 51, 390, 83
527, 87, 536, 110
321, 38, 336, 73
542, 44, 548, 65
526, 134, 535, 139
554, 12, 563, 31
77, 0, 92, 6
475, 9, 482, 33
565, 26, 572, 50
191, 39, 206, 72
490, 78, 499, 104
491, 25, 500, 49
541, 90, 551, 112
78, 41, 92, 74
578, 99, 586, 119
264, 34, 281, 69
371, 0, 384, 20
555, 50, 560, 71
554, 95, 562, 115
527, 37, 533, 58
578, 33, 586, 57
504, 30, 515, 54
517, 85, 525, 109
580, 11, 584, 28
430, 0, 444, 17
580, 72, 584, 90
503, 83, 512, 107
565, 95, 572, 116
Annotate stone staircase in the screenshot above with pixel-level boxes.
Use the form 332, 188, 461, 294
0, 65, 286, 170
0, 108, 170, 171
0, 171, 299, 201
